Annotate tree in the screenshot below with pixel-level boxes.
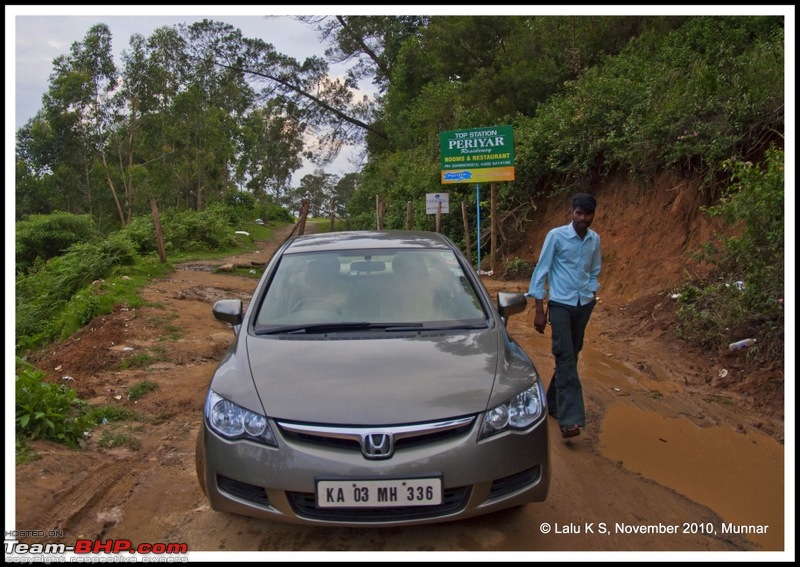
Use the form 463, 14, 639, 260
181, 17, 388, 168
43, 23, 127, 225
332, 172, 361, 217
300, 15, 426, 92
236, 102, 307, 200
290, 170, 338, 217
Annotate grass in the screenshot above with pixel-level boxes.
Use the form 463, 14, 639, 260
97, 430, 141, 451
146, 313, 183, 341
168, 221, 288, 264
15, 439, 42, 464
120, 353, 152, 370
126, 380, 159, 401
227, 265, 264, 279
119, 345, 170, 370
85, 405, 139, 424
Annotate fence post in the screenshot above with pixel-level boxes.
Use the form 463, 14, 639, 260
298, 199, 309, 235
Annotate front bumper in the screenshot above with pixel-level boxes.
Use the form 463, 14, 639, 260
199, 414, 550, 527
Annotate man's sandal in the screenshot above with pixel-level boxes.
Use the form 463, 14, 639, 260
560, 424, 581, 438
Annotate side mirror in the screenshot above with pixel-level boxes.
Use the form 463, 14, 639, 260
213, 299, 243, 334
497, 292, 527, 324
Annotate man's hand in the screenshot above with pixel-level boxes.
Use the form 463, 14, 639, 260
534, 310, 547, 334
533, 298, 547, 334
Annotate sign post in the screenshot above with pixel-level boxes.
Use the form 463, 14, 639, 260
425, 193, 449, 214
439, 125, 514, 185
439, 125, 515, 273
476, 185, 481, 271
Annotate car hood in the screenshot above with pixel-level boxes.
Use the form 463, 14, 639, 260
245, 330, 502, 425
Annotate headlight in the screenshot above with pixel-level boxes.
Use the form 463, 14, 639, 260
205, 390, 277, 446
478, 384, 544, 440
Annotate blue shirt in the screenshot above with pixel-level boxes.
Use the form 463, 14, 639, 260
526, 222, 601, 306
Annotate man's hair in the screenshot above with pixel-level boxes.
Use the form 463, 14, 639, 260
572, 193, 596, 212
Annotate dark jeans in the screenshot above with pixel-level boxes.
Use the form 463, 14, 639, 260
545, 299, 596, 428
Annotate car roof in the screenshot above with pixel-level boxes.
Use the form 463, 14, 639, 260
282, 230, 456, 254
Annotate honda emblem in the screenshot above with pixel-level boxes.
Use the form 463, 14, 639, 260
361, 432, 394, 459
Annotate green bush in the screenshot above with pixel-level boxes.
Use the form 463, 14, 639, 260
15, 234, 139, 354
257, 202, 294, 224
119, 216, 159, 256
511, 17, 784, 197
502, 257, 532, 280
14, 202, 273, 356
15, 361, 92, 449
15, 212, 97, 273
160, 205, 238, 252
675, 146, 784, 360
674, 280, 750, 348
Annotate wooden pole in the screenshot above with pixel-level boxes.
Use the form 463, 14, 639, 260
329, 197, 335, 232
298, 199, 309, 235
150, 199, 167, 263
406, 201, 413, 230
436, 200, 442, 232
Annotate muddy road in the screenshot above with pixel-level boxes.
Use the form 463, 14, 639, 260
13, 224, 787, 559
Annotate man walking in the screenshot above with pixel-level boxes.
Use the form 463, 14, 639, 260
527, 193, 601, 439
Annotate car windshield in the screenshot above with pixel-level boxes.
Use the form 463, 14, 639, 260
253, 248, 488, 332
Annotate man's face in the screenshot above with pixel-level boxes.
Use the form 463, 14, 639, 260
572, 206, 594, 230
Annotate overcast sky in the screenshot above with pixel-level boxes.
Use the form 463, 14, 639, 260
8, 7, 378, 184
12, 15, 323, 130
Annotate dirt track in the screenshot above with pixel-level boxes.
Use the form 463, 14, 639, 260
13, 223, 787, 558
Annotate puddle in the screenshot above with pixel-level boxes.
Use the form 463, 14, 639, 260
599, 405, 784, 550
583, 347, 682, 395
508, 311, 785, 550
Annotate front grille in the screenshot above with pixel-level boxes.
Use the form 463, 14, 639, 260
394, 422, 474, 449
285, 432, 361, 451
217, 475, 270, 507
287, 486, 471, 522
277, 416, 476, 457
488, 467, 540, 500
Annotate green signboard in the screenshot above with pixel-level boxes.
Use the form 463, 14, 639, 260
439, 125, 515, 184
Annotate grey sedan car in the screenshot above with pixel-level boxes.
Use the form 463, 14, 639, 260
196, 230, 550, 526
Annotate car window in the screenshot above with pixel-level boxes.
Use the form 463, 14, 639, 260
253, 249, 487, 330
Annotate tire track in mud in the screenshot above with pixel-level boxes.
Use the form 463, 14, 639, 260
30, 427, 170, 542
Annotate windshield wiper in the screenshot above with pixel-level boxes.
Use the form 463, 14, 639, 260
422, 322, 489, 331
255, 322, 424, 335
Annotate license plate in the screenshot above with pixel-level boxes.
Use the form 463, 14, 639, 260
316, 478, 442, 508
